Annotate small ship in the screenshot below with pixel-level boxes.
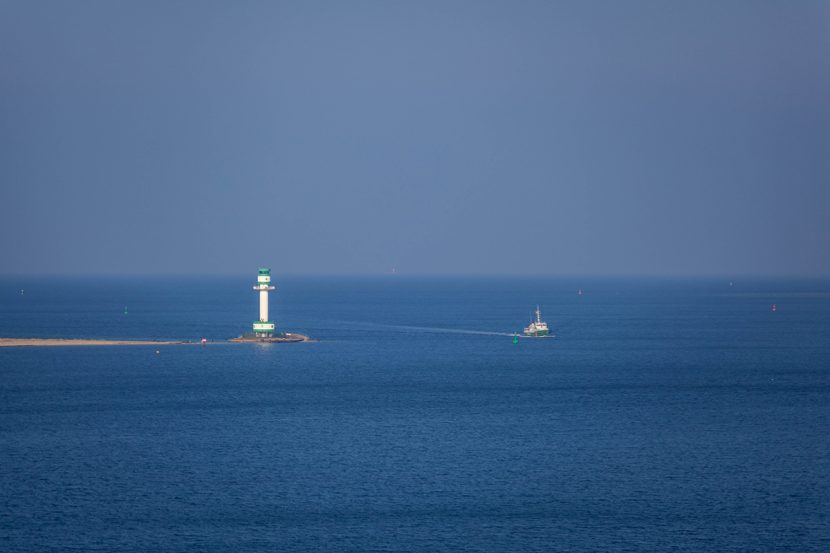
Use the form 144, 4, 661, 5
523, 305, 550, 337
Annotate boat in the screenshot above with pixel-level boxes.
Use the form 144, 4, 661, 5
523, 305, 550, 337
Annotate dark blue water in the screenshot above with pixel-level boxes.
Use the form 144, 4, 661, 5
2, 276, 829, 551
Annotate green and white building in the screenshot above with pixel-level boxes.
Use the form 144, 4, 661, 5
252, 267, 276, 336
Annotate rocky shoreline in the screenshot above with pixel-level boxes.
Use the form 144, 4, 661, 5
228, 333, 314, 343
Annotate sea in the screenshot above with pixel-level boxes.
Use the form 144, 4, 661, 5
1, 275, 829, 552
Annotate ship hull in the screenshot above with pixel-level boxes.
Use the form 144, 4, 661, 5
523, 329, 549, 337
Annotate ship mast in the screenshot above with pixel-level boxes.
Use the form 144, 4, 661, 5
536, 305, 542, 324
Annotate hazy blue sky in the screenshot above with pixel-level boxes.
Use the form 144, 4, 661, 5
1, 1, 827, 276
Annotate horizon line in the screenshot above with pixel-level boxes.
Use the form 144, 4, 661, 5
1, 271, 829, 280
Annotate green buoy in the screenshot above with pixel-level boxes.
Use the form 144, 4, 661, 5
512, 334, 519, 344
124, 306, 128, 315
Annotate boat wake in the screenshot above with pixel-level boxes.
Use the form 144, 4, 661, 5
337, 320, 518, 337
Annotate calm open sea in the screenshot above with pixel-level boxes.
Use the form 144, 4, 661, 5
1, 276, 829, 552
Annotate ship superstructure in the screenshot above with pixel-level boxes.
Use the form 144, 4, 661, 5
523, 305, 550, 337
252, 267, 276, 337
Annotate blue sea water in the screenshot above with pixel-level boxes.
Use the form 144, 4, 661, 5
1, 276, 829, 552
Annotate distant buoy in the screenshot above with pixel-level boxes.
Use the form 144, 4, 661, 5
512, 334, 519, 344
124, 306, 128, 315
20, 289, 24, 295
201, 338, 207, 344
155, 350, 160, 354
577, 288, 583, 296
771, 304, 777, 312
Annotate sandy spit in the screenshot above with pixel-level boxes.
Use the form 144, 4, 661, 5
0, 338, 185, 347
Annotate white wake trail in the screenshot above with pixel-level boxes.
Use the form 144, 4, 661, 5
336, 320, 518, 337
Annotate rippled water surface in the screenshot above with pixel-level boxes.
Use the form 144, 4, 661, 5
1, 276, 829, 551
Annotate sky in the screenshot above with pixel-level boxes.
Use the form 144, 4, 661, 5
1, 0, 828, 276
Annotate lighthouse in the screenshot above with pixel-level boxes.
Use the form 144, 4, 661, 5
252, 268, 276, 337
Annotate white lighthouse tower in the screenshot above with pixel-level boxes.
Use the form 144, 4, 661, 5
252, 267, 276, 337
